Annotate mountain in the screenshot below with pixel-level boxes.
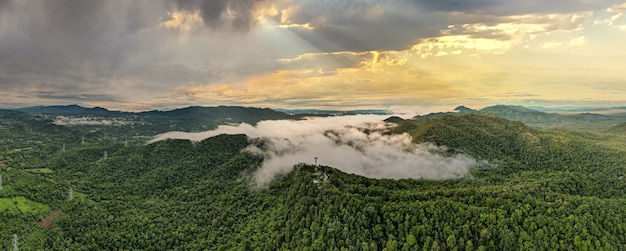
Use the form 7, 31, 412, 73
5, 106, 626, 249
406, 114, 533, 160
140, 105, 295, 121
419, 105, 626, 131
274, 108, 390, 115
478, 105, 556, 122
0, 108, 77, 145
11, 105, 302, 137
453, 105, 476, 113
17, 104, 117, 116
11, 105, 395, 139
383, 116, 405, 124
608, 122, 626, 134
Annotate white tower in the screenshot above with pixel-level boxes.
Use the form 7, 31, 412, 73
104, 150, 108, 159
12, 233, 18, 251
68, 187, 74, 201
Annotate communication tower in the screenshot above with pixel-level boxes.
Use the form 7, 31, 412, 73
12, 234, 18, 251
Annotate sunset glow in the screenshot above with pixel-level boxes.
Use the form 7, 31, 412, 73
0, 0, 624, 111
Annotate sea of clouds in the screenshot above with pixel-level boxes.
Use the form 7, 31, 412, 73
151, 115, 478, 186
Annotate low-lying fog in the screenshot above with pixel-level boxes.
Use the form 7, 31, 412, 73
151, 115, 478, 186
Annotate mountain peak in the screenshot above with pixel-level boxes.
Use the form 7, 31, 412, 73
454, 106, 476, 113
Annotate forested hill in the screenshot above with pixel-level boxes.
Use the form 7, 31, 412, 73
11, 105, 390, 137
17, 105, 115, 116
3, 112, 626, 249
140, 105, 294, 123
17, 104, 296, 122
608, 122, 626, 134
11, 105, 301, 138
421, 105, 626, 131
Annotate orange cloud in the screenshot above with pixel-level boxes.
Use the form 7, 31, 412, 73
173, 56, 466, 109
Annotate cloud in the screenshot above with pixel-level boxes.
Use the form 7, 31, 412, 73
410, 12, 593, 56
568, 36, 587, 46
0, 0, 624, 110
169, 0, 286, 31
151, 115, 477, 186
607, 2, 626, 12
412, 0, 616, 16
594, 12, 623, 25
171, 58, 463, 110
542, 41, 563, 48
280, 0, 386, 25
0, 0, 290, 107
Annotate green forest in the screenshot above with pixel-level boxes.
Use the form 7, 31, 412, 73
2, 106, 626, 250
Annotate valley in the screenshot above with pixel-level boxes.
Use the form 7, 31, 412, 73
1, 105, 626, 250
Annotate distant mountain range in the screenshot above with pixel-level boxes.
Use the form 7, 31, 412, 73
417, 105, 626, 132
5, 105, 394, 139
274, 108, 390, 116
17, 104, 115, 115
8, 104, 626, 133
16, 104, 390, 117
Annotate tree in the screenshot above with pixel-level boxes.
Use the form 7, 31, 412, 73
446, 234, 457, 250
465, 240, 474, 251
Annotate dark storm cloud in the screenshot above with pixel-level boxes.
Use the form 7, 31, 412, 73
0, 0, 258, 106
0, 0, 283, 93
285, 0, 387, 24
35, 93, 123, 103
0, 1, 169, 82
170, 0, 272, 31
408, 0, 618, 15
287, 17, 442, 52
409, 0, 498, 12
0, 0, 10, 9
280, 0, 620, 53
280, 1, 446, 52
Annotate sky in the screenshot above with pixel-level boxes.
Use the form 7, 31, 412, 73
0, 0, 625, 112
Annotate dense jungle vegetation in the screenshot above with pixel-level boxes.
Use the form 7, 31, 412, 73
1, 106, 626, 250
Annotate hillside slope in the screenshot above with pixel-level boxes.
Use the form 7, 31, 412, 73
12, 105, 302, 142
3, 112, 626, 250
420, 105, 626, 131
607, 122, 626, 134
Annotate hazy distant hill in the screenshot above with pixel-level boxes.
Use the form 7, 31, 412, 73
420, 104, 626, 131
274, 108, 390, 115
608, 122, 626, 134
12, 105, 301, 136
140, 105, 295, 122
12, 105, 396, 137
478, 105, 555, 122
17, 104, 293, 121
17, 104, 118, 116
